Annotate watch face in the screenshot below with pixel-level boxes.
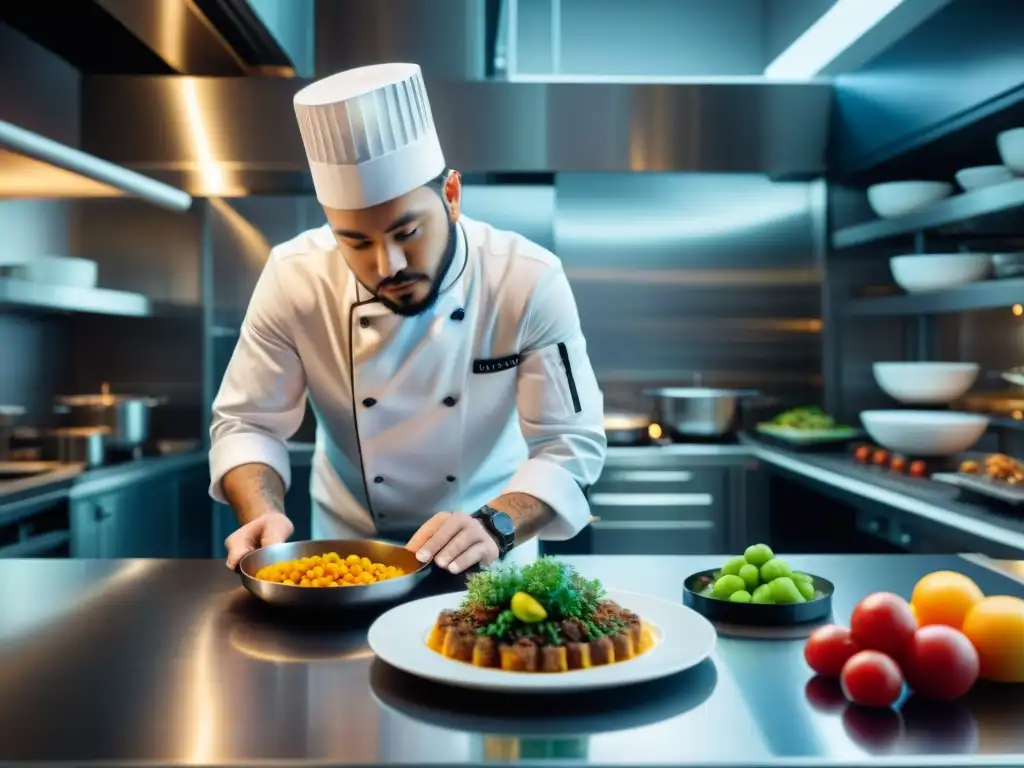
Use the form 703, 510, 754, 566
491, 511, 515, 537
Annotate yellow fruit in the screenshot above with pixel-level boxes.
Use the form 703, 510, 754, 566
510, 591, 547, 623
910, 570, 984, 628
961, 595, 1024, 683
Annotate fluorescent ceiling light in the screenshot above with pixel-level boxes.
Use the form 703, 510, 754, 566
764, 0, 907, 79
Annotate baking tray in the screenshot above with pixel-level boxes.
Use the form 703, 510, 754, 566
932, 472, 1024, 508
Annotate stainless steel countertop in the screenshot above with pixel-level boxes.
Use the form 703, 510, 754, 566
1, 555, 1023, 766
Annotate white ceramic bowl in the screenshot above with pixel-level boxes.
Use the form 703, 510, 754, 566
860, 411, 989, 457
872, 362, 980, 405
955, 165, 1014, 191
4, 255, 98, 288
889, 254, 992, 293
866, 181, 954, 219
996, 128, 1024, 174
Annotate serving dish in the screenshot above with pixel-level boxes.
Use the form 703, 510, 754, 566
859, 410, 989, 457
866, 181, 954, 219
889, 254, 992, 294
996, 127, 1024, 173
872, 362, 979, 404
237, 539, 430, 608
684, 569, 834, 626
368, 559, 716, 692
955, 165, 1014, 191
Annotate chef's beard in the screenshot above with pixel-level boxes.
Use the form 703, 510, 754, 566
371, 218, 458, 317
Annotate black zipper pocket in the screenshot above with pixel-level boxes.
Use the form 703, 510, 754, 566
557, 342, 582, 414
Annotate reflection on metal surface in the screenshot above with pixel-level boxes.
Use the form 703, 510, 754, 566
0, 120, 192, 211
209, 198, 272, 269
80, 77, 831, 192
554, 173, 823, 411
0, 558, 1023, 763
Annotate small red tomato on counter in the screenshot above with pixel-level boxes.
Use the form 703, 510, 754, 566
854, 445, 872, 463
890, 455, 907, 473
908, 460, 927, 478
851, 592, 918, 659
901, 625, 980, 701
805, 624, 860, 678
873, 450, 891, 466
841, 651, 905, 708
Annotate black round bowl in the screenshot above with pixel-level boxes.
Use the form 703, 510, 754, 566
683, 568, 835, 626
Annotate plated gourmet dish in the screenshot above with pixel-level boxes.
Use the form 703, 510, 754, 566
254, 551, 406, 587
427, 558, 656, 673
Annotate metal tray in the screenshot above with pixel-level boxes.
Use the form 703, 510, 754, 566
932, 472, 1024, 507
683, 568, 835, 626
238, 539, 431, 609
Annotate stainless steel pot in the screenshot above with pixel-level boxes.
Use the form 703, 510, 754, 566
644, 387, 760, 438
54, 392, 161, 449
604, 411, 654, 446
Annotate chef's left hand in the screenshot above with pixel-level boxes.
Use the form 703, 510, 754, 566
406, 512, 500, 574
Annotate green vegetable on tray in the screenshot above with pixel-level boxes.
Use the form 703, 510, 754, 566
698, 543, 823, 605
765, 406, 850, 431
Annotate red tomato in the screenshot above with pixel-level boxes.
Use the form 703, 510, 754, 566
902, 625, 980, 701
850, 592, 918, 658
804, 624, 860, 677
840, 650, 905, 708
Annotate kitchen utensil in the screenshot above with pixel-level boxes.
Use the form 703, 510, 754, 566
603, 411, 655, 446
367, 588, 716, 693
683, 569, 835, 626
992, 253, 1024, 279
645, 387, 759, 438
866, 181, 954, 219
0, 255, 98, 288
859, 411, 989, 457
933, 472, 1024, 508
872, 362, 980, 404
54, 385, 162, 449
889, 253, 992, 293
996, 127, 1024, 173
237, 539, 430, 609
955, 165, 1014, 191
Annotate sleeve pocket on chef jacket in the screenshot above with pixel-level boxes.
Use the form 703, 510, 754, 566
521, 337, 590, 423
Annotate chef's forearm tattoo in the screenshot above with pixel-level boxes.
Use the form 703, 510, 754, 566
488, 492, 556, 543
222, 463, 286, 526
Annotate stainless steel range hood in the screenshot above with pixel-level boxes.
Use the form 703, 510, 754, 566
81, 76, 831, 195
0, 0, 312, 75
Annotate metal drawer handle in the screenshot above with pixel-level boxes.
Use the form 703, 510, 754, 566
606, 471, 694, 483
589, 493, 713, 507
592, 520, 715, 531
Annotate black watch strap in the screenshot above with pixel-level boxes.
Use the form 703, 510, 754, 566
472, 505, 516, 556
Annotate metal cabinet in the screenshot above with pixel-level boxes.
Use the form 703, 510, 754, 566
582, 450, 760, 556
71, 475, 180, 558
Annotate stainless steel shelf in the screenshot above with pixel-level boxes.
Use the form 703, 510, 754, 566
833, 179, 1024, 249
842, 277, 1024, 316
0, 278, 150, 316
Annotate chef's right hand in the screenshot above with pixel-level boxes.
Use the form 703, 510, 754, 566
224, 512, 294, 570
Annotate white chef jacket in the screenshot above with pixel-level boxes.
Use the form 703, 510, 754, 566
208, 215, 606, 563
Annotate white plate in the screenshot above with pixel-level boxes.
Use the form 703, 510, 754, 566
367, 587, 717, 693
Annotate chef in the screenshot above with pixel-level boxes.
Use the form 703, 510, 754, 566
210, 62, 606, 575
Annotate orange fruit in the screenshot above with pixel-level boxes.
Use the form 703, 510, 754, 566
910, 571, 984, 628
961, 595, 1024, 683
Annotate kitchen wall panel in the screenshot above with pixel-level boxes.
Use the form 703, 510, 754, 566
555, 173, 823, 413
0, 23, 79, 420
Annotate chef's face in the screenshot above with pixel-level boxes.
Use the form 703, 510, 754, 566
325, 170, 462, 316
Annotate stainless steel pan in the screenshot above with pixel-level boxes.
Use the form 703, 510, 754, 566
237, 539, 431, 609
645, 387, 760, 437
604, 411, 654, 446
